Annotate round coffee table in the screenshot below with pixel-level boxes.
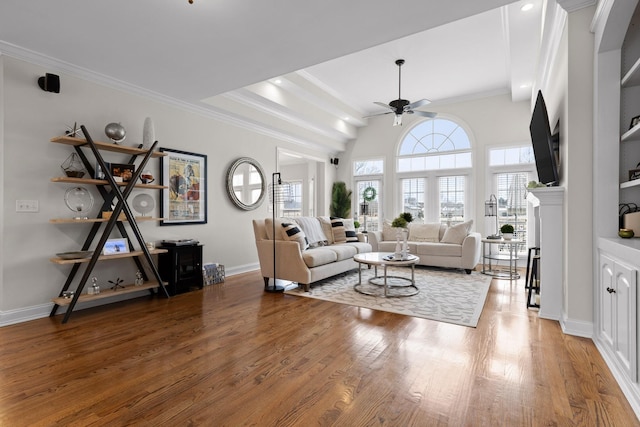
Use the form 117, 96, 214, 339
353, 252, 419, 297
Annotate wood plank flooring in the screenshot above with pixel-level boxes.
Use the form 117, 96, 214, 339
0, 270, 637, 426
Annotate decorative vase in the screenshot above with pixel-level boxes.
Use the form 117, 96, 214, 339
401, 228, 409, 259
502, 233, 513, 240
142, 117, 155, 150
394, 229, 403, 260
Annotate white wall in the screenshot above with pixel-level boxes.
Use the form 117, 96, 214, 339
538, 5, 596, 334
341, 93, 532, 233
0, 56, 332, 324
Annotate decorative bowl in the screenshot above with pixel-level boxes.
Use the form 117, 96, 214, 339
56, 251, 93, 260
618, 228, 635, 238
64, 170, 85, 178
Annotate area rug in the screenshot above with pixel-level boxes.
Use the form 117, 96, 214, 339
284, 267, 492, 327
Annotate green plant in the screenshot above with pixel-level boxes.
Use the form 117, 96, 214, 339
330, 181, 352, 218
353, 220, 360, 229
500, 223, 514, 234
392, 212, 414, 229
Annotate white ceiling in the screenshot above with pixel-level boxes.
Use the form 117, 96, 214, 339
0, 0, 544, 149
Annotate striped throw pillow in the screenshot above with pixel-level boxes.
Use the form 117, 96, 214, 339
330, 217, 347, 243
342, 218, 359, 242
281, 223, 309, 250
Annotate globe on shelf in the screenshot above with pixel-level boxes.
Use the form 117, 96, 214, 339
64, 186, 94, 219
105, 122, 126, 144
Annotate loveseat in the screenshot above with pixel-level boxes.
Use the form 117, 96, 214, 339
367, 220, 481, 274
253, 216, 372, 291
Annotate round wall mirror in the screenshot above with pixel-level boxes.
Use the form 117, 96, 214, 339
226, 157, 266, 210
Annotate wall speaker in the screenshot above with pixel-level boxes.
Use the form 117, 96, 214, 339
38, 73, 60, 93
330, 158, 339, 166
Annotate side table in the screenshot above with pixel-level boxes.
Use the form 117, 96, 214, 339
481, 238, 521, 281
157, 244, 203, 295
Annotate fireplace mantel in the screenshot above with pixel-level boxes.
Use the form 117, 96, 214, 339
527, 187, 565, 320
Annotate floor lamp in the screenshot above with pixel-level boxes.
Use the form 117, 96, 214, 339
267, 172, 288, 293
485, 194, 500, 239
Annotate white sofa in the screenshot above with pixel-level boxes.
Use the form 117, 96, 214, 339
367, 221, 481, 274
253, 216, 372, 291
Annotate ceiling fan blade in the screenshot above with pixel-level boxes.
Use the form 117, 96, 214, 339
406, 98, 431, 110
373, 101, 394, 110
363, 111, 394, 119
393, 114, 403, 126
411, 110, 437, 118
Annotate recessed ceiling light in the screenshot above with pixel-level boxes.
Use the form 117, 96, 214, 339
521, 3, 534, 12
520, 83, 531, 89
274, 79, 282, 85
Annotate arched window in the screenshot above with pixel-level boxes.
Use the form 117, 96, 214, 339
397, 118, 473, 224
398, 118, 472, 172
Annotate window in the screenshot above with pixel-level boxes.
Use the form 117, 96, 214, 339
353, 158, 384, 232
401, 178, 425, 221
439, 176, 466, 225
354, 159, 383, 176
282, 180, 302, 217
398, 119, 472, 172
397, 118, 472, 224
488, 146, 535, 254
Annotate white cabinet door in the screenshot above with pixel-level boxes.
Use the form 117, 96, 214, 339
599, 254, 615, 349
615, 260, 637, 381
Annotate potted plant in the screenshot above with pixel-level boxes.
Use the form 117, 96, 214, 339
330, 181, 352, 218
500, 223, 514, 240
392, 212, 414, 259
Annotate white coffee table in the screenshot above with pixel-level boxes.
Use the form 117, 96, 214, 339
353, 252, 419, 297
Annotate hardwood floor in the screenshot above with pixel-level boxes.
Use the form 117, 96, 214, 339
0, 270, 637, 426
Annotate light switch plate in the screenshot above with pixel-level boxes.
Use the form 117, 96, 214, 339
16, 200, 39, 213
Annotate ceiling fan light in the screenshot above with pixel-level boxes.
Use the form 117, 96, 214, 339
393, 115, 403, 126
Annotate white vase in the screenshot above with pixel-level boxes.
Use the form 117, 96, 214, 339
394, 229, 403, 259
401, 229, 409, 259
502, 233, 513, 240
142, 117, 155, 150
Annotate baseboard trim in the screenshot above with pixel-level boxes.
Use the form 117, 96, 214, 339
560, 314, 593, 338
0, 265, 261, 327
594, 339, 640, 421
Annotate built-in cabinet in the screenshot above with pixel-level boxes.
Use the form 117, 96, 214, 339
598, 252, 637, 382
594, 1, 640, 418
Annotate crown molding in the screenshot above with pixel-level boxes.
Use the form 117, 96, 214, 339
0, 40, 344, 153
557, 0, 596, 13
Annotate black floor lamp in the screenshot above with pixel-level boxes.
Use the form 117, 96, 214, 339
267, 172, 288, 293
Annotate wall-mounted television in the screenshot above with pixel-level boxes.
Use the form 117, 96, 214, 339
529, 90, 559, 186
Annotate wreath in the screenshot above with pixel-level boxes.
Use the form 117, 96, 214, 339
362, 186, 377, 202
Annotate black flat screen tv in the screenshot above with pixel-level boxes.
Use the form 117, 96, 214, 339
529, 90, 559, 186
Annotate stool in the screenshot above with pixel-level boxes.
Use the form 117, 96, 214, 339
525, 247, 540, 308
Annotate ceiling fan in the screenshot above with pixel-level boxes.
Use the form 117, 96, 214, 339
366, 59, 437, 126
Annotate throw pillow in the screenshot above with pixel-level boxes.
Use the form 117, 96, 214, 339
318, 216, 335, 245
382, 221, 397, 241
441, 220, 474, 245
292, 216, 328, 248
342, 218, 359, 242
408, 223, 441, 242
330, 217, 347, 243
281, 223, 309, 250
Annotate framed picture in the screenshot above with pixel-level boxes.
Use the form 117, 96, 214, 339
159, 148, 207, 225
110, 163, 135, 183
102, 238, 129, 255
630, 115, 640, 130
